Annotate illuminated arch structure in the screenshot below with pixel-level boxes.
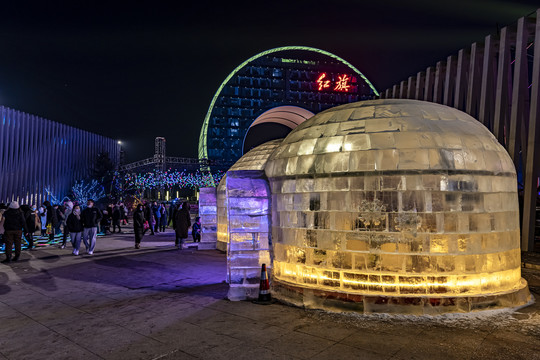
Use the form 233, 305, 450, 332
198, 46, 378, 169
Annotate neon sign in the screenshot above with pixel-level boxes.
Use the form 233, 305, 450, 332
334, 74, 351, 92
316, 73, 353, 92
316, 73, 331, 91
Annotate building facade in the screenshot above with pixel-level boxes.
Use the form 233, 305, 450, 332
0, 106, 120, 205
198, 46, 378, 170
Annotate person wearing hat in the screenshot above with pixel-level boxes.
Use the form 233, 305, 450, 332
2, 201, 28, 263
81, 199, 102, 255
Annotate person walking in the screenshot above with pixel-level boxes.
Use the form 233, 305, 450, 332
38, 206, 47, 236
100, 205, 112, 235
66, 205, 84, 255
152, 201, 161, 233
112, 204, 122, 233
159, 203, 167, 232
133, 204, 146, 249
120, 203, 128, 225
168, 202, 176, 227
55, 204, 64, 236
144, 202, 155, 235
2, 201, 28, 263
81, 199, 102, 255
22, 204, 38, 250
192, 216, 201, 243
173, 202, 191, 249
60, 201, 73, 249
0, 203, 7, 246
43, 201, 58, 242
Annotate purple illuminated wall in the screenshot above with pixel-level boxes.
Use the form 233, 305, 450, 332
0, 106, 120, 205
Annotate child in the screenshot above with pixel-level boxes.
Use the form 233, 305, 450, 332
192, 216, 201, 243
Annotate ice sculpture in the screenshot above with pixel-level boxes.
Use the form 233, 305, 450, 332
265, 99, 531, 314
198, 187, 217, 249
216, 176, 228, 252
221, 140, 282, 300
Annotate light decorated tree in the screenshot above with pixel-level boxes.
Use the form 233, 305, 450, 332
71, 179, 106, 207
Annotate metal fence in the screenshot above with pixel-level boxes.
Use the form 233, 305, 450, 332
379, 9, 540, 252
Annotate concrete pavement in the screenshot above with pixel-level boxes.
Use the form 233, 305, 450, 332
0, 230, 539, 360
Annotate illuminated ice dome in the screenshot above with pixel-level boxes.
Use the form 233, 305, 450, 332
265, 99, 531, 314
217, 139, 283, 252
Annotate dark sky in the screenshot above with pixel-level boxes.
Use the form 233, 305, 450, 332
0, 1, 538, 163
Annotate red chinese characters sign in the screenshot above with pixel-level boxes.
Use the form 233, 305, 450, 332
316, 73, 353, 92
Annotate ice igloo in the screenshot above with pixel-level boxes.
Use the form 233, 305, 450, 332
220, 139, 283, 300
217, 139, 283, 252
264, 99, 531, 314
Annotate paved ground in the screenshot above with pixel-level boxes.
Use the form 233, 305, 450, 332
0, 230, 539, 360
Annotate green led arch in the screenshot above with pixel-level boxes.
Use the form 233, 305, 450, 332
198, 45, 379, 160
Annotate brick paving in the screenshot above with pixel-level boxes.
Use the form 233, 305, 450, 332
0, 231, 539, 360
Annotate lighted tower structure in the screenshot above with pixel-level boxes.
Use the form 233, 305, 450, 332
154, 137, 166, 172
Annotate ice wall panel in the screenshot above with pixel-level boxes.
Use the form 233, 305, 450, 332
226, 170, 273, 301
198, 187, 217, 249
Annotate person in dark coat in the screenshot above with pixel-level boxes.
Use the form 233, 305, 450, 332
159, 203, 168, 232
43, 200, 58, 242
168, 202, 176, 227
66, 205, 84, 255
112, 204, 122, 233
173, 202, 191, 249
152, 201, 161, 233
81, 199, 102, 255
133, 204, 146, 249
2, 201, 29, 263
54, 204, 64, 236
192, 216, 201, 243
100, 205, 112, 235
144, 202, 155, 235
21, 204, 38, 250
0, 203, 6, 244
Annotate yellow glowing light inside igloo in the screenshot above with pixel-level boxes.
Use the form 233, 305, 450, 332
265, 99, 530, 312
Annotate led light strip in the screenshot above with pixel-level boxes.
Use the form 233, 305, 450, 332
274, 261, 522, 296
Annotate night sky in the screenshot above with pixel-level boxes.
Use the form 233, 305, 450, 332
0, 1, 539, 163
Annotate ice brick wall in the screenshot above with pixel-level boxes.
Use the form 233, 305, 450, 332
217, 139, 283, 290
198, 187, 217, 250
216, 176, 228, 252
265, 99, 525, 298
226, 170, 272, 301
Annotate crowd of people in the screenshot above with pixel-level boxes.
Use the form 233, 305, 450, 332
135, 201, 200, 250
0, 199, 202, 263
